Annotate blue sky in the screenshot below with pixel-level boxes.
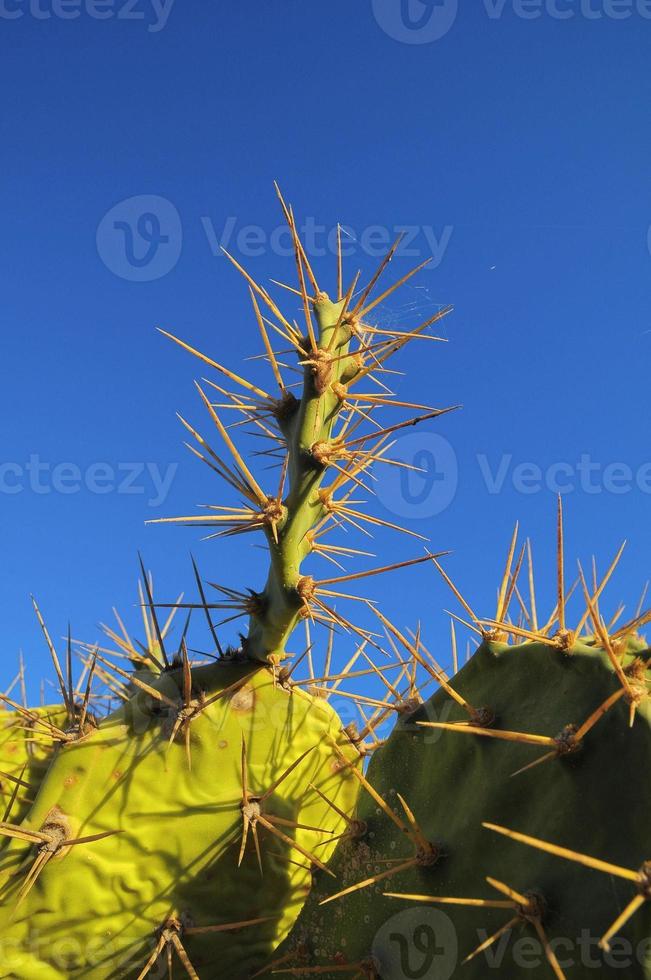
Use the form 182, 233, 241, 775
2, 1, 650, 702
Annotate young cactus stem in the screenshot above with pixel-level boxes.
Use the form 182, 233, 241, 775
244, 296, 359, 663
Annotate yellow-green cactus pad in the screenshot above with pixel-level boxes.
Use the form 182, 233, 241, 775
0, 663, 359, 978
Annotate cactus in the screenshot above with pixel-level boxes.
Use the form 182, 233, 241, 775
0, 658, 359, 978
5, 190, 644, 980
273, 508, 651, 979
0, 189, 459, 978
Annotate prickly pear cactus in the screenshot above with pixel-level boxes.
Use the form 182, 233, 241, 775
0, 189, 455, 978
275, 516, 651, 979
0, 663, 358, 978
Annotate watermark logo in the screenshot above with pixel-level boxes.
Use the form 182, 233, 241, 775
377, 432, 458, 519
96, 202, 454, 273
205, 215, 453, 265
478, 452, 651, 497
0, 456, 177, 507
97, 195, 182, 281
378, 438, 651, 517
482, 0, 651, 21
372, 0, 651, 43
372, 907, 458, 979
372, 0, 458, 43
0, 0, 175, 31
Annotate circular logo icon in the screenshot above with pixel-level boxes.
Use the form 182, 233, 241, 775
376, 432, 458, 518
373, 907, 458, 979
96, 194, 182, 282
372, 0, 458, 44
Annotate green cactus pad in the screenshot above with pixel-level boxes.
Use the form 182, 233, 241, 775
276, 639, 651, 979
0, 664, 359, 978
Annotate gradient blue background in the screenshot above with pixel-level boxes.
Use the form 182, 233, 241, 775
2, 0, 649, 701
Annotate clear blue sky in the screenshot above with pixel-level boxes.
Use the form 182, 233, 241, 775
2, 1, 650, 701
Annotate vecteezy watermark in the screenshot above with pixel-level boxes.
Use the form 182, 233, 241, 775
203, 215, 454, 265
481, 0, 651, 20
0, 456, 178, 507
376, 432, 459, 519
372, 0, 651, 44
377, 437, 651, 519
471, 927, 651, 971
371, 910, 651, 977
0, 929, 149, 975
478, 453, 651, 496
372, 907, 458, 979
97, 195, 182, 281
0, 0, 175, 30
372, 0, 459, 44
97, 199, 454, 282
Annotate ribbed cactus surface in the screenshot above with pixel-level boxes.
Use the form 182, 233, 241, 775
0, 663, 360, 978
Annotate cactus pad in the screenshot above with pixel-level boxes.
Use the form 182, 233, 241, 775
0, 663, 359, 978
275, 518, 651, 979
